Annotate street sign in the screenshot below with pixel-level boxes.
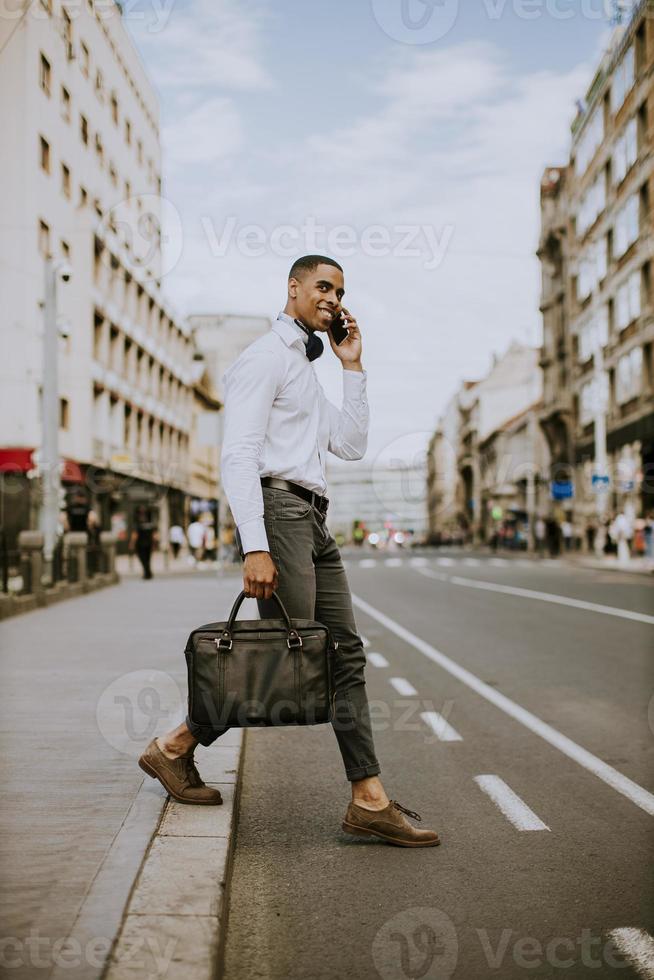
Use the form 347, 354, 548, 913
550, 480, 574, 500
591, 474, 610, 493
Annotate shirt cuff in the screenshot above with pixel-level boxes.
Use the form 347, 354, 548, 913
237, 518, 270, 555
342, 368, 367, 393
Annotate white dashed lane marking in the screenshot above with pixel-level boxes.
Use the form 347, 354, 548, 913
389, 677, 418, 696
420, 710, 463, 742
352, 592, 654, 816
474, 775, 550, 832
607, 928, 654, 980
384, 558, 403, 567
366, 652, 389, 668
359, 559, 377, 568
435, 557, 455, 567
416, 569, 654, 626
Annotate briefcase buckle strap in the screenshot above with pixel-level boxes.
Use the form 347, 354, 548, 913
215, 634, 233, 651
287, 631, 303, 649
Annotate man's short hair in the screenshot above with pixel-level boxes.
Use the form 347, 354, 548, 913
288, 255, 343, 281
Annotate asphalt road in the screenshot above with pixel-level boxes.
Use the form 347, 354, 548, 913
222, 550, 654, 980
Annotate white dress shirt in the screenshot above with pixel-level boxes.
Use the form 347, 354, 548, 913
221, 312, 369, 555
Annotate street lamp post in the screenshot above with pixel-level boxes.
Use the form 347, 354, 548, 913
41, 257, 61, 571
592, 342, 610, 557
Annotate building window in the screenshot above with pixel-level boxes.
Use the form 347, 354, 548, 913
611, 45, 635, 115
576, 171, 606, 237
59, 398, 70, 431
60, 239, 70, 260
95, 68, 104, 101
613, 117, 638, 186
613, 193, 639, 258
80, 113, 89, 145
124, 179, 131, 201
109, 162, 118, 187
575, 106, 603, 177
110, 92, 118, 125
60, 85, 71, 121
39, 135, 51, 173
62, 7, 73, 55
95, 132, 104, 167
61, 162, 71, 198
39, 52, 51, 95
38, 219, 51, 258
80, 41, 90, 77
79, 184, 88, 208
136, 139, 143, 165
579, 374, 609, 425
615, 269, 641, 331
577, 237, 607, 301
577, 306, 609, 362
125, 118, 131, 145
616, 346, 643, 404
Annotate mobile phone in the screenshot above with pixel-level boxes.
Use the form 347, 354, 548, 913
330, 313, 349, 346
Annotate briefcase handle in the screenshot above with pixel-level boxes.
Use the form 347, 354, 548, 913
216, 590, 302, 651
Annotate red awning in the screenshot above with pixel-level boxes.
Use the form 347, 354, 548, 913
0, 448, 33, 473
0, 448, 85, 483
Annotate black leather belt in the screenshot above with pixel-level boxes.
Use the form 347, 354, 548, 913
261, 477, 329, 515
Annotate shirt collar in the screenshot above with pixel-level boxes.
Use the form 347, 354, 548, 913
273, 312, 309, 350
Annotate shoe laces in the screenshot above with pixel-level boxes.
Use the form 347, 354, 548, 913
392, 800, 422, 822
180, 753, 203, 788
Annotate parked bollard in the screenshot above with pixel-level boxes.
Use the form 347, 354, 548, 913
18, 531, 44, 598
100, 532, 118, 579
64, 531, 88, 584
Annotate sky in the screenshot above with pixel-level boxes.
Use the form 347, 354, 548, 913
122, 0, 618, 467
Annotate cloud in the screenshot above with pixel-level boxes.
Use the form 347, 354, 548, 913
162, 96, 244, 169
124, 0, 272, 95
144, 32, 597, 456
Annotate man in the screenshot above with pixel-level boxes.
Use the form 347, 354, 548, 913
187, 519, 206, 563
129, 505, 157, 580
139, 256, 439, 847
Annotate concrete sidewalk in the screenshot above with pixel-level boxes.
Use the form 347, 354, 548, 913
0, 567, 249, 980
563, 553, 654, 576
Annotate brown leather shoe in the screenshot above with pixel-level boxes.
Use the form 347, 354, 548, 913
138, 738, 223, 805
342, 799, 440, 847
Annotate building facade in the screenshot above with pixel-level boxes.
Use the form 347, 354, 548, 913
0, 0, 195, 548
427, 344, 544, 543
539, 1, 654, 528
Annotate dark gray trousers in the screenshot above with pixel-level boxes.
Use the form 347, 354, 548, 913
186, 486, 381, 782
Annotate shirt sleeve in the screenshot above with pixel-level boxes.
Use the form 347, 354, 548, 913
326, 368, 369, 460
221, 349, 284, 555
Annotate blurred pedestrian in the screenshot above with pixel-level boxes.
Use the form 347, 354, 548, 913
130, 505, 157, 580
633, 518, 646, 556
204, 522, 217, 561
187, 519, 206, 563
645, 513, 654, 560
86, 509, 102, 575
546, 517, 561, 557
610, 510, 631, 564
561, 518, 573, 552
169, 523, 185, 560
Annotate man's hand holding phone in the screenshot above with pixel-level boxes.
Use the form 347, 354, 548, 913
328, 308, 362, 370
